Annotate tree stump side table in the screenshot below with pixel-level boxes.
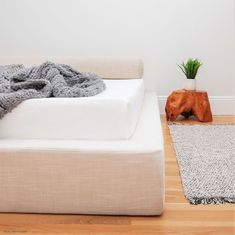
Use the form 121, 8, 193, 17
165, 90, 213, 122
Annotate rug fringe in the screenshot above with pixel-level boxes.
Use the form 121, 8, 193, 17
168, 123, 235, 126
188, 197, 235, 205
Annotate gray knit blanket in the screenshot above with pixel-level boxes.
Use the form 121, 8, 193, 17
0, 62, 106, 119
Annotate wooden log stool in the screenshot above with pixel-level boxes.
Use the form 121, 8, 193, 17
165, 90, 213, 122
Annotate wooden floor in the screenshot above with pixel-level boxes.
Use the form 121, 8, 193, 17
0, 116, 234, 235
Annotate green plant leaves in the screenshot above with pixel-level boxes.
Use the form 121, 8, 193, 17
178, 58, 202, 79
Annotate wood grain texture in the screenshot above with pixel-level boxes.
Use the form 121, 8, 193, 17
0, 116, 234, 235
166, 90, 213, 122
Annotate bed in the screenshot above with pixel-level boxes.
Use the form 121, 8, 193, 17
0, 57, 164, 215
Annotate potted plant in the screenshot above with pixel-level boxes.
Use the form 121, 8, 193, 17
178, 58, 202, 90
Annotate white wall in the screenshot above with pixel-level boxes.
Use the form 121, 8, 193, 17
0, 0, 234, 114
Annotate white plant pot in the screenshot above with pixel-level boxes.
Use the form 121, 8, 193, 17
184, 79, 196, 91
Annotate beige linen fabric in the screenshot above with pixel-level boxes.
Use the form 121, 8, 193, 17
0, 57, 144, 79
0, 149, 163, 215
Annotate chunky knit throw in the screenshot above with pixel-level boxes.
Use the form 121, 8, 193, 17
0, 62, 106, 119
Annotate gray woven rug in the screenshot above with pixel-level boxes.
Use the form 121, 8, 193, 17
168, 123, 235, 205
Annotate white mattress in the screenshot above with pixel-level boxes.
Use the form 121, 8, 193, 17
0, 79, 144, 140
0, 93, 164, 215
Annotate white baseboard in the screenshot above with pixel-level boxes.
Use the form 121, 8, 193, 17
158, 95, 235, 115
